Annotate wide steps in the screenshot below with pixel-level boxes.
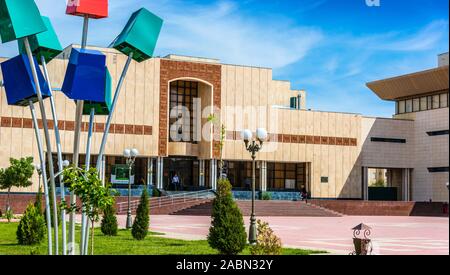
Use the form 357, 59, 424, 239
172, 200, 341, 217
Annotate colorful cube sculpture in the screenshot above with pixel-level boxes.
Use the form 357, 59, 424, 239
0, 54, 51, 106
0, 0, 47, 43
18, 16, 63, 64
112, 8, 163, 63
66, 0, 108, 19
62, 48, 107, 102
83, 68, 112, 115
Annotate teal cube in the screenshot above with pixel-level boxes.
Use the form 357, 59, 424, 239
18, 16, 62, 64
111, 8, 163, 63
0, 0, 47, 43
83, 67, 112, 116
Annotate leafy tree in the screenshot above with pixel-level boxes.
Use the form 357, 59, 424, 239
208, 178, 247, 255
101, 195, 118, 236
132, 188, 150, 240
16, 203, 46, 245
63, 166, 115, 255
250, 220, 282, 255
0, 157, 34, 215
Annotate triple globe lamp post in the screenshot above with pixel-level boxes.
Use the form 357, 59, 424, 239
124, 148, 139, 229
240, 128, 268, 245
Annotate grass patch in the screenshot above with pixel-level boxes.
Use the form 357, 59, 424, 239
0, 222, 326, 255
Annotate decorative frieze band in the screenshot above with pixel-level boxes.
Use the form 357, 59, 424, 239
226, 131, 358, 147
0, 116, 152, 136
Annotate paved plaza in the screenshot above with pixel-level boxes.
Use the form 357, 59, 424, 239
115, 215, 449, 255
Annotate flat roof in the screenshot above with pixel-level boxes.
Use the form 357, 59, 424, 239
366, 65, 449, 101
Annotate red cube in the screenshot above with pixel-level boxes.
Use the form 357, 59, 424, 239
66, 0, 108, 19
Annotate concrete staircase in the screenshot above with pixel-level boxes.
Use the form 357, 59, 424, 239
171, 200, 342, 217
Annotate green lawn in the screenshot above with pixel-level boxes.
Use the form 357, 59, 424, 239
0, 222, 325, 255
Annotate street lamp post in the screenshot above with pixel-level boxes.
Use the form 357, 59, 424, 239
124, 148, 139, 229
241, 128, 268, 245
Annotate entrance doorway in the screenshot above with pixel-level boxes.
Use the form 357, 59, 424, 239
163, 157, 200, 191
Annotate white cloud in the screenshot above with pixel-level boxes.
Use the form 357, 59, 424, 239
154, 1, 323, 68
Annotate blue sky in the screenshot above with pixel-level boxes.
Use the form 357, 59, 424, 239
1, 0, 448, 117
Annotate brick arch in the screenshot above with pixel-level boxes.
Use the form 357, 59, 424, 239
159, 59, 222, 158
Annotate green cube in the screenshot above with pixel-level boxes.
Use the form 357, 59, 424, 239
83, 68, 112, 116
111, 8, 163, 63
0, 0, 47, 43
18, 16, 62, 64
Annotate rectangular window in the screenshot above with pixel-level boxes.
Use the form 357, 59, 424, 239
405, 99, 413, 113
420, 97, 427, 111
398, 101, 406, 114
427, 130, 449, 136
440, 93, 448, 108
169, 80, 199, 143
428, 167, 449, 173
413, 98, 420, 112
371, 137, 406, 144
428, 96, 433, 110
432, 95, 440, 109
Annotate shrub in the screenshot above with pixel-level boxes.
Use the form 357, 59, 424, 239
16, 204, 46, 245
261, 192, 272, 201
208, 178, 247, 255
101, 198, 118, 236
34, 188, 43, 214
132, 188, 150, 240
250, 220, 282, 255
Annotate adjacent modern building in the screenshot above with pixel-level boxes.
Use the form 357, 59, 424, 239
0, 47, 448, 202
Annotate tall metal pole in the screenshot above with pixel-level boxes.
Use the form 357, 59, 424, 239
41, 56, 67, 255
249, 144, 257, 244
126, 159, 133, 229
23, 37, 59, 255
82, 107, 95, 255
29, 100, 53, 255
69, 15, 89, 255
96, 52, 134, 172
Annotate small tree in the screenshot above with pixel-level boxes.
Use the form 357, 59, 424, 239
101, 196, 118, 236
208, 178, 247, 255
34, 187, 43, 214
250, 220, 282, 255
16, 203, 46, 245
0, 157, 34, 215
63, 166, 115, 255
132, 188, 150, 240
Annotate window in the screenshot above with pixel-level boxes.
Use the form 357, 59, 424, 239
397, 92, 449, 114
420, 97, 427, 111
371, 137, 406, 144
428, 167, 449, 173
440, 93, 448, 108
405, 99, 413, 113
413, 98, 420, 112
398, 101, 405, 114
432, 95, 440, 109
267, 163, 306, 191
169, 80, 199, 143
427, 130, 449, 136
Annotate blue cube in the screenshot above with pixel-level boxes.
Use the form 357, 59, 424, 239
61, 48, 107, 102
1, 54, 51, 106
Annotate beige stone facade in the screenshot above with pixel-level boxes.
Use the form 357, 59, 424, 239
0, 46, 448, 202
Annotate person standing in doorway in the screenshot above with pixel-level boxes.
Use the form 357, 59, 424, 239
172, 173, 180, 191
